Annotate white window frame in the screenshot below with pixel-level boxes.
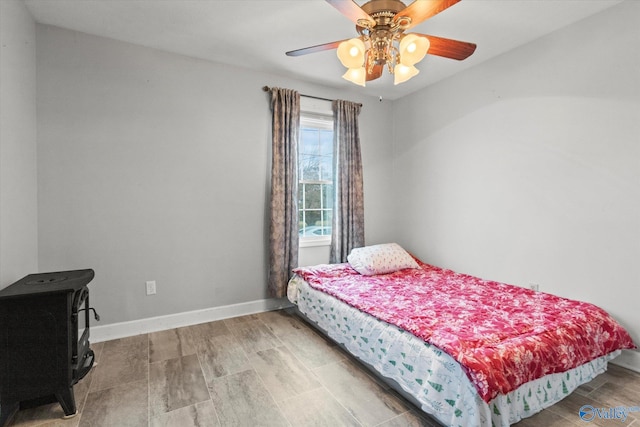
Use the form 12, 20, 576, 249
299, 102, 333, 248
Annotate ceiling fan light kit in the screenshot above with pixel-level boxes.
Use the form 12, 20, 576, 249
337, 38, 367, 68
339, 31, 429, 86
399, 33, 429, 66
287, 0, 477, 87
393, 63, 419, 85
342, 67, 367, 86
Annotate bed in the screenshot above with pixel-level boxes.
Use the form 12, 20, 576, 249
287, 243, 635, 426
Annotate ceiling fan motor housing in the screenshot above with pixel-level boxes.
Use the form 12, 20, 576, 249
357, 0, 409, 33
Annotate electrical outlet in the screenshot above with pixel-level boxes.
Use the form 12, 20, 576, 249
529, 283, 539, 291
146, 280, 156, 295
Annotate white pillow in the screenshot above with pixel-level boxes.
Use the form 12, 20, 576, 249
347, 243, 419, 276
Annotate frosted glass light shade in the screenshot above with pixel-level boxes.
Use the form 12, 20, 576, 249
337, 38, 366, 68
342, 67, 366, 86
393, 64, 419, 85
399, 34, 429, 66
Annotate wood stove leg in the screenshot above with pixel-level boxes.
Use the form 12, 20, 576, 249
55, 387, 77, 418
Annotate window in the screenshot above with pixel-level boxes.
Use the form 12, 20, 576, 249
299, 112, 333, 245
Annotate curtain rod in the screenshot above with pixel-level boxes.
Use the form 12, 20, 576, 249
262, 86, 362, 107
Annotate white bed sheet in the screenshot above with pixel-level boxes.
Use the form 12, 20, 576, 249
288, 274, 619, 427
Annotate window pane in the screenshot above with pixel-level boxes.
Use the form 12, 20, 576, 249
320, 130, 333, 155
323, 184, 334, 209
320, 209, 332, 232
320, 154, 333, 181
298, 183, 305, 208
298, 210, 305, 229
300, 129, 320, 155
300, 154, 319, 181
306, 210, 322, 227
305, 184, 321, 209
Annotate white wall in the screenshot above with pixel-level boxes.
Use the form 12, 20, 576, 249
35, 25, 393, 325
0, 0, 38, 289
392, 1, 639, 369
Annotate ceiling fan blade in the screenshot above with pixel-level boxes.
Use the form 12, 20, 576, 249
415, 34, 476, 60
394, 0, 460, 29
286, 40, 347, 57
366, 64, 384, 81
325, 0, 375, 26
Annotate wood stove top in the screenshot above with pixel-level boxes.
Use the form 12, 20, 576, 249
0, 269, 94, 299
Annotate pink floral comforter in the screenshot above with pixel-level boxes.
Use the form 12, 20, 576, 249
293, 261, 635, 402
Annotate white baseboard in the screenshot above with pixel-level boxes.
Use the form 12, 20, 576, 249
90, 298, 294, 343
610, 349, 640, 373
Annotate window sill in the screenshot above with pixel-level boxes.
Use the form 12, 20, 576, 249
299, 238, 331, 248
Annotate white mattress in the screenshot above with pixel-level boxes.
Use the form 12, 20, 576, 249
288, 274, 620, 427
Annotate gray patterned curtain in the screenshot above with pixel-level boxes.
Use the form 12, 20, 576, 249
267, 87, 300, 297
330, 99, 364, 263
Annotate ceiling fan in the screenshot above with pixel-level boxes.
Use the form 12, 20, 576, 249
286, 0, 477, 86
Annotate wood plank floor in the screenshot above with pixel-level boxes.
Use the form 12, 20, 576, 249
7, 309, 640, 427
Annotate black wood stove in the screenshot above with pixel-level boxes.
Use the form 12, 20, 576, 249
0, 269, 99, 426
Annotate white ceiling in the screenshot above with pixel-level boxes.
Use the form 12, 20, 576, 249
24, 0, 623, 100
